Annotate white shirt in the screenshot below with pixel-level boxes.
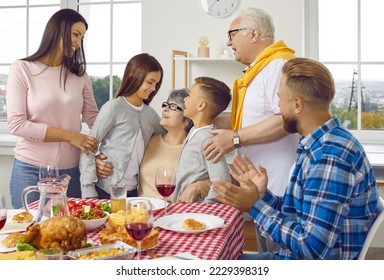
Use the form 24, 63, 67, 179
239, 59, 298, 196
187, 124, 215, 143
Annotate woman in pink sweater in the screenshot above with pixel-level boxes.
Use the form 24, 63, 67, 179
6, 9, 99, 208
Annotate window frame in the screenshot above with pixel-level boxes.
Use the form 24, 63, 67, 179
305, 0, 383, 145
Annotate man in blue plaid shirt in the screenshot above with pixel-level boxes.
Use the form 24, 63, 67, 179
213, 57, 379, 260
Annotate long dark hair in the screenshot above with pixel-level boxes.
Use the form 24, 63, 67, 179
115, 53, 163, 105
22, 9, 88, 87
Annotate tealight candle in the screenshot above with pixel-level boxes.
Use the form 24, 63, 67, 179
198, 36, 210, 58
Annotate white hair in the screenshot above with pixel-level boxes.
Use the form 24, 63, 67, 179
235, 7, 275, 41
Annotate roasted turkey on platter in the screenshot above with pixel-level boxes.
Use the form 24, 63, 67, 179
23, 216, 87, 252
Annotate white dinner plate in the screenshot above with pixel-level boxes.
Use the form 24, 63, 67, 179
0, 210, 37, 235
126, 197, 167, 211
154, 213, 224, 233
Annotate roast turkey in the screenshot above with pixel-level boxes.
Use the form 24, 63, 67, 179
23, 216, 87, 252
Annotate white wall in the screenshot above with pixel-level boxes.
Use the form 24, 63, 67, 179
142, 0, 305, 112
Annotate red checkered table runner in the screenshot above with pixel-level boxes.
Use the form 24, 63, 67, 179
29, 198, 245, 260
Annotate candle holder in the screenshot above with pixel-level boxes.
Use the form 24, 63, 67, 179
198, 36, 210, 58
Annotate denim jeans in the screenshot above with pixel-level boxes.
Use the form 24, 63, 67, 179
10, 159, 82, 209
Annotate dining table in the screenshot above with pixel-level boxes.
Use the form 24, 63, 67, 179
27, 197, 245, 260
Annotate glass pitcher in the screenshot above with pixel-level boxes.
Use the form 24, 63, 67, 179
22, 175, 71, 223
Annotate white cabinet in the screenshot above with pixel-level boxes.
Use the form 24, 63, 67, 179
171, 50, 244, 90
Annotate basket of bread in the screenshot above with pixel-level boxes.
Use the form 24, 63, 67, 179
98, 210, 159, 250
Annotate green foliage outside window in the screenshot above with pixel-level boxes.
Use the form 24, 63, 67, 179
331, 106, 384, 130
90, 75, 122, 110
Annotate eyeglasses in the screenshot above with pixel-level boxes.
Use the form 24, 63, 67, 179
227, 28, 248, 41
162, 101, 183, 112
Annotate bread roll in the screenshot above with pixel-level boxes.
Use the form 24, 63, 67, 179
0, 232, 23, 248
12, 211, 34, 223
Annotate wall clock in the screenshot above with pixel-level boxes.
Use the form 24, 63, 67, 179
200, 0, 240, 18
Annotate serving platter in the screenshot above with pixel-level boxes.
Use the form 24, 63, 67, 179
0, 235, 94, 254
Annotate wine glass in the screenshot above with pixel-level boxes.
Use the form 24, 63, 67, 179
0, 194, 7, 231
125, 199, 153, 260
39, 162, 59, 182
155, 167, 175, 216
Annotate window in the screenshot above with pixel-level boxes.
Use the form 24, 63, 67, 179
308, 0, 384, 142
0, 0, 141, 130
0, 1, 61, 124
77, 0, 142, 108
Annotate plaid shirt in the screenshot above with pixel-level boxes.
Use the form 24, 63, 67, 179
250, 116, 378, 259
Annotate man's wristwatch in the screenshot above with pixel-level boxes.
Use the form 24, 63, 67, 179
232, 130, 241, 148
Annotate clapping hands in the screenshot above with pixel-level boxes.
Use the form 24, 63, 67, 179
213, 154, 268, 213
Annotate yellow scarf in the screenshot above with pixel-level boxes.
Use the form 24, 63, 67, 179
230, 40, 296, 130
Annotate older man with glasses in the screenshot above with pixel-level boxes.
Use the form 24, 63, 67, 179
203, 7, 298, 253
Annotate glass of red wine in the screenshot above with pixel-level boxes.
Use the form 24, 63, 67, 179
155, 167, 175, 216
125, 199, 153, 260
0, 194, 7, 231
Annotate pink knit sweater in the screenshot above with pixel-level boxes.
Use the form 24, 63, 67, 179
6, 60, 99, 169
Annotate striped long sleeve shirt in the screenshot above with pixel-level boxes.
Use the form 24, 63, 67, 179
250, 116, 378, 259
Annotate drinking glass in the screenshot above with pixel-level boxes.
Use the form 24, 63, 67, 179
125, 199, 153, 260
39, 162, 59, 182
35, 248, 63, 260
155, 167, 175, 216
0, 194, 7, 231
110, 184, 127, 213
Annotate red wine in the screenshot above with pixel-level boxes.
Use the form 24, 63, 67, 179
156, 184, 175, 197
0, 216, 6, 230
126, 223, 153, 241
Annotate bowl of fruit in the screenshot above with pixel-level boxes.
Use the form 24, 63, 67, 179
68, 201, 110, 232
